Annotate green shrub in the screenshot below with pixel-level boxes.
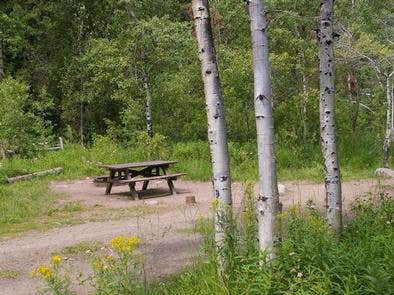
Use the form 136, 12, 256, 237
0, 77, 52, 156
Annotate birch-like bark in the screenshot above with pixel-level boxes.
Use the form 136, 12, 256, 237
248, 0, 280, 259
318, 0, 342, 234
192, 0, 233, 270
0, 42, 4, 80
143, 72, 153, 137
383, 73, 393, 167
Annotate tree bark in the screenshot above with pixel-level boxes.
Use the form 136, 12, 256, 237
248, 0, 280, 259
318, 0, 342, 234
143, 72, 153, 137
192, 0, 233, 271
0, 42, 4, 80
383, 74, 393, 167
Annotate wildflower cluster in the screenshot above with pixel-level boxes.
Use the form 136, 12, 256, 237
211, 198, 219, 209
51, 255, 62, 265
31, 265, 53, 280
110, 236, 140, 254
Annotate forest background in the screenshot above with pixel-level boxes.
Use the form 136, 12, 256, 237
0, 0, 393, 180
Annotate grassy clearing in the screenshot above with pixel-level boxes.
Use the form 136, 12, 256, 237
0, 137, 389, 237
0, 135, 389, 184
0, 183, 168, 238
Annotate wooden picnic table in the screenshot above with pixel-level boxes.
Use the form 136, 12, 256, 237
98, 160, 185, 198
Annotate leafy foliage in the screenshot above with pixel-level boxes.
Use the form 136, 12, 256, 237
0, 77, 51, 155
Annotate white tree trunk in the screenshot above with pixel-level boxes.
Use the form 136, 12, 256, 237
143, 72, 153, 137
192, 0, 233, 270
383, 74, 393, 167
0, 42, 4, 80
248, 0, 280, 259
318, 0, 342, 234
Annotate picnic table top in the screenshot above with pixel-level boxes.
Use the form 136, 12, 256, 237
99, 160, 177, 170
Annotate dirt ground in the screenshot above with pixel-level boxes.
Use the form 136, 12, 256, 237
0, 177, 392, 295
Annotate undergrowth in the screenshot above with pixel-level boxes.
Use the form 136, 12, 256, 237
151, 193, 394, 295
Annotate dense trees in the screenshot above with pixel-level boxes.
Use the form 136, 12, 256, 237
0, 0, 391, 153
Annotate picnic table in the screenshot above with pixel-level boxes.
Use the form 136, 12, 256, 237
98, 160, 185, 198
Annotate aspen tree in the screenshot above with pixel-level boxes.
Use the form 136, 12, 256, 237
247, 0, 280, 259
318, 0, 342, 234
192, 0, 233, 271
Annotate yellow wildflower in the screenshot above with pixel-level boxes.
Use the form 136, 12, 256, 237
51, 255, 62, 265
105, 255, 115, 262
110, 236, 140, 253
211, 199, 219, 208
31, 265, 53, 280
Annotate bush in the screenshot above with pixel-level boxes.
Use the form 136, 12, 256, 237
0, 77, 52, 156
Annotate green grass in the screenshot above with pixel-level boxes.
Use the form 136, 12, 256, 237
0, 137, 390, 238
0, 135, 389, 184
53, 240, 105, 258
147, 195, 394, 295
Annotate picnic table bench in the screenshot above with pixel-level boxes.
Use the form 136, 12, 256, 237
98, 160, 185, 198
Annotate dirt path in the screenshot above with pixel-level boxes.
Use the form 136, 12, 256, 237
0, 178, 392, 294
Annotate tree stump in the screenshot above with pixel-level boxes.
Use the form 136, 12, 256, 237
185, 195, 196, 205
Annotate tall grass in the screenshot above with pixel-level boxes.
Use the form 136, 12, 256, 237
0, 133, 388, 183
150, 193, 394, 295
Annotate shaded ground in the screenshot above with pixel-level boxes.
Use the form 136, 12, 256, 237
0, 177, 392, 294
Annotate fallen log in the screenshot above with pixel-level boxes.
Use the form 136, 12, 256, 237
6, 167, 64, 183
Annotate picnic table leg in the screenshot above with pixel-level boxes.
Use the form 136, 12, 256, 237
161, 165, 177, 195
142, 167, 152, 191
142, 180, 149, 190
105, 171, 115, 195
167, 179, 177, 195
129, 182, 140, 199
